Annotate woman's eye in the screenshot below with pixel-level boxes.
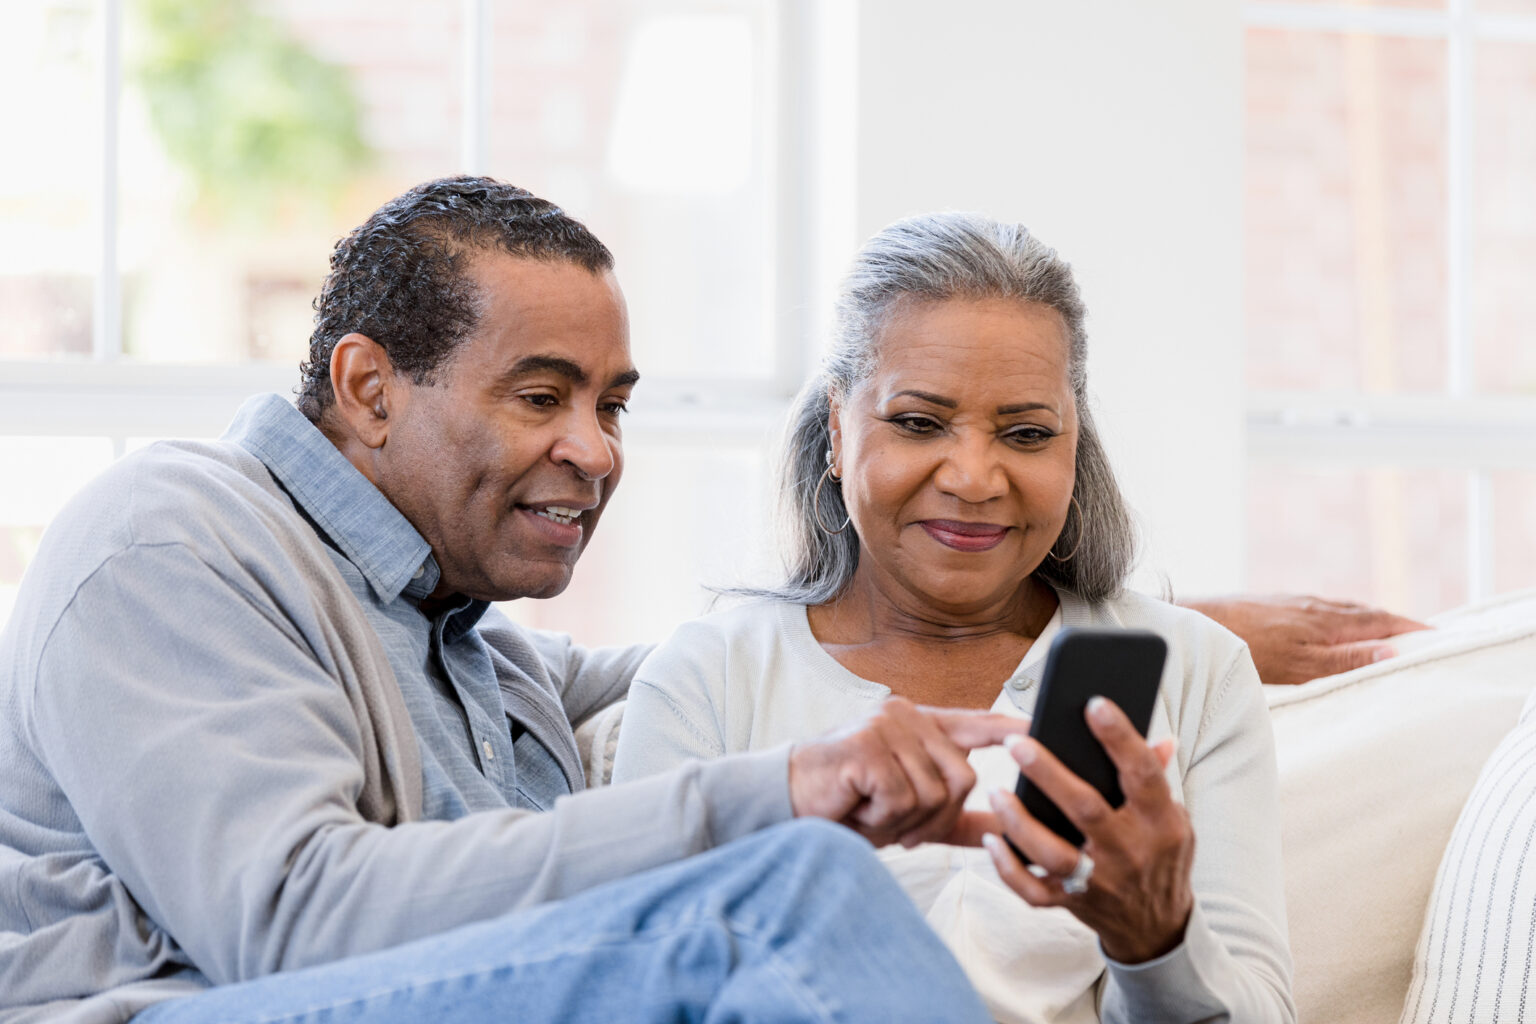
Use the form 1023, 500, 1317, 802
600, 400, 629, 416
1006, 427, 1054, 446
891, 415, 940, 435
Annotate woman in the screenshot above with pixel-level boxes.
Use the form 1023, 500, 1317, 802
612, 213, 1295, 1024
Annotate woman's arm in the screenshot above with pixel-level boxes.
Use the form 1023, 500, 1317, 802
611, 621, 731, 782
983, 648, 1295, 1024
1097, 649, 1296, 1024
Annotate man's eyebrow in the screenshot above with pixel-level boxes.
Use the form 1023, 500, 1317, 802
493, 356, 639, 392
502, 355, 589, 386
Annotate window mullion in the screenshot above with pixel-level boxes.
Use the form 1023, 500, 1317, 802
1447, 0, 1474, 398
95, 0, 122, 362
459, 0, 489, 174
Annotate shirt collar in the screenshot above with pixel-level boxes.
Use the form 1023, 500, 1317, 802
223, 394, 437, 604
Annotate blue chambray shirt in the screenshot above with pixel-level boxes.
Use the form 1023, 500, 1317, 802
231, 394, 569, 816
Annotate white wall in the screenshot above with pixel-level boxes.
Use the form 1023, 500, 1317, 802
852, 0, 1247, 596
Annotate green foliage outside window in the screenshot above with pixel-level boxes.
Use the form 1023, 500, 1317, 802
131, 0, 373, 221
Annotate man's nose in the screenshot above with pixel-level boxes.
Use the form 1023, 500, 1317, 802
551, 408, 618, 481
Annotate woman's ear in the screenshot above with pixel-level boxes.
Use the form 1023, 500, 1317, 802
825, 388, 844, 476
328, 333, 395, 450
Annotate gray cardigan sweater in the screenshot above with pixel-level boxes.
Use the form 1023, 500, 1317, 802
0, 418, 791, 1023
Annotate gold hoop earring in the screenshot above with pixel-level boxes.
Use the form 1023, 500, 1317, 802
1050, 495, 1083, 562
813, 450, 851, 535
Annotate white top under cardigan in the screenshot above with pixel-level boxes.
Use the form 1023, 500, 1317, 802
612, 587, 1296, 1024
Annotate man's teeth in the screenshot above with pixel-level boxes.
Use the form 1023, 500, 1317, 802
534, 506, 581, 525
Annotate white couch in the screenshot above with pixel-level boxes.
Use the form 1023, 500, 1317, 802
580, 587, 1536, 1024
1271, 587, 1536, 1023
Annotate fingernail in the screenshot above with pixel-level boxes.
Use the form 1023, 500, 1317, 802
981, 833, 1002, 858
988, 787, 1009, 812
1003, 733, 1028, 755
1372, 646, 1395, 663
1008, 736, 1037, 767
1088, 696, 1112, 723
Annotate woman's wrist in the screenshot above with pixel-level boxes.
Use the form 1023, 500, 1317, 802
1099, 902, 1192, 965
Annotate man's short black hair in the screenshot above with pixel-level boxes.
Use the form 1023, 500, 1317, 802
296, 175, 614, 420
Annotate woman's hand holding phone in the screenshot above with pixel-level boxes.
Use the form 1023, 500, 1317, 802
982, 697, 1195, 965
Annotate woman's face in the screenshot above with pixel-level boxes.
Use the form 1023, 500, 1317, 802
829, 296, 1079, 617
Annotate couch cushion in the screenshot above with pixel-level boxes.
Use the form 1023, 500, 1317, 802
1399, 681, 1536, 1023
1268, 588, 1536, 1024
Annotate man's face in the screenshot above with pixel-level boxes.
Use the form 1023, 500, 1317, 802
376, 254, 636, 602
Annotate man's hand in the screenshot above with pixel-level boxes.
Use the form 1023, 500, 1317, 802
788, 698, 1025, 848
1179, 593, 1431, 686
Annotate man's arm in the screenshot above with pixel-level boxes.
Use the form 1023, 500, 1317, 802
1177, 594, 1430, 686
31, 543, 791, 986
35, 543, 1018, 986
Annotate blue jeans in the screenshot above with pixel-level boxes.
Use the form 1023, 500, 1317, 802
134, 820, 989, 1023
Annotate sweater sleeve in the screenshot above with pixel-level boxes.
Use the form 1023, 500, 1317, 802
1099, 648, 1297, 1024
610, 620, 733, 783
30, 542, 790, 987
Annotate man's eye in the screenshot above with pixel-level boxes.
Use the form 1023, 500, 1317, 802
891, 415, 940, 435
600, 400, 629, 416
523, 394, 558, 408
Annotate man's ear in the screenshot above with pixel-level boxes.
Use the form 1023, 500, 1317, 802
328, 333, 395, 450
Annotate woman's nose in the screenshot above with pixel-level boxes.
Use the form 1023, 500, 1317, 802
933, 435, 1007, 503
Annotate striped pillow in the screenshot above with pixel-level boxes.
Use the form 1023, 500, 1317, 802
1402, 688, 1536, 1024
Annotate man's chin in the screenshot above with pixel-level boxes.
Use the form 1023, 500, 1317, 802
485, 565, 576, 602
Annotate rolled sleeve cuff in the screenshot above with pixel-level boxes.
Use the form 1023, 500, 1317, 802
1100, 902, 1228, 1023
697, 744, 794, 846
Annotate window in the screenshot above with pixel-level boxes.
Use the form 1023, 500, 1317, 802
1245, 0, 1536, 617
0, 0, 843, 641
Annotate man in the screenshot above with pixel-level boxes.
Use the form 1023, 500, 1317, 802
0, 178, 1014, 1022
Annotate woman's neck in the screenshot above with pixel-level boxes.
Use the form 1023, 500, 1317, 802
806, 571, 1059, 708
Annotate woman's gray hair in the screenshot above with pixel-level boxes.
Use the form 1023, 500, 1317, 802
760, 210, 1136, 605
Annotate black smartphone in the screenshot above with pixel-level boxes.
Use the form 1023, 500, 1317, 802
1010, 627, 1167, 855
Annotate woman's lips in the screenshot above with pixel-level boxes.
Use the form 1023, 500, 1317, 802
919, 520, 1009, 552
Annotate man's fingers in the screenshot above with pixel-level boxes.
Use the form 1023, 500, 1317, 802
942, 809, 1003, 848
846, 742, 919, 835
1303, 638, 1398, 679
887, 740, 958, 844
928, 708, 1033, 750
1326, 603, 1431, 643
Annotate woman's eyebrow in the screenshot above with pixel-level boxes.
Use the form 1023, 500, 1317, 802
888, 389, 957, 408
996, 402, 1055, 415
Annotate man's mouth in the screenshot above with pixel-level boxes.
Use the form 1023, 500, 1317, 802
532, 505, 583, 526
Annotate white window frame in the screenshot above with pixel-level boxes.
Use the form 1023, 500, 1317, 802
0, 0, 851, 454
1244, 1, 1536, 601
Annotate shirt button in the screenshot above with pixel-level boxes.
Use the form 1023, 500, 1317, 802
413, 564, 426, 580
482, 739, 495, 761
